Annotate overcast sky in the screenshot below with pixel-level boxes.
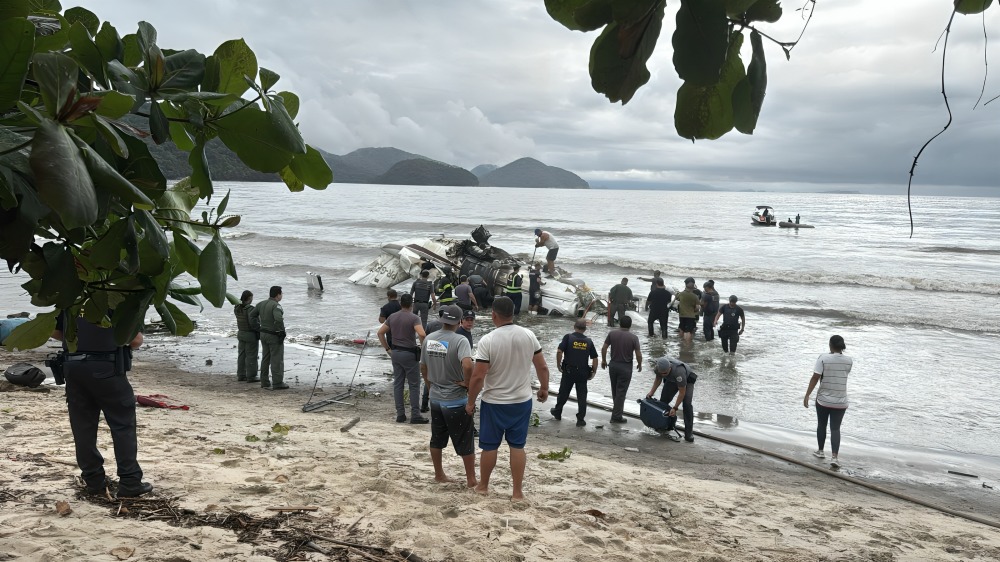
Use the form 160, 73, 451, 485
75, 1, 998, 194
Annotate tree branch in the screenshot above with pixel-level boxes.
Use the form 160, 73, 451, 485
906, 8, 957, 239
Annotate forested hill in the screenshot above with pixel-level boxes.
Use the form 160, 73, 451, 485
372, 159, 478, 186
479, 157, 589, 188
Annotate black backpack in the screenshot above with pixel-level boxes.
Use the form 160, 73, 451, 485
4, 363, 46, 388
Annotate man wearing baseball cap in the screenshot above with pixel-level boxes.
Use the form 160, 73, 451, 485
420, 305, 477, 487
714, 295, 745, 355
646, 357, 697, 443
457, 309, 475, 346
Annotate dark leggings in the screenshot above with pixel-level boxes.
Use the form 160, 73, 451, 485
816, 404, 847, 454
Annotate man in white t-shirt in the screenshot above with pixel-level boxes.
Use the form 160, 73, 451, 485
466, 296, 550, 500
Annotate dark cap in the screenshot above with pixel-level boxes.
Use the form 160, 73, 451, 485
573, 319, 587, 331
729, 295, 738, 302
684, 277, 695, 285
534, 228, 542, 235
513, 264, 520, 270
706, 279, 715, 287
462, 309, 476, 320
440, 305, 462, 325
654, 357, 674, 374
653, 270, 661, 276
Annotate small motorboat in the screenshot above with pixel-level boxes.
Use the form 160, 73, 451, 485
751, 205, 776, 226
779, 221, 814, 229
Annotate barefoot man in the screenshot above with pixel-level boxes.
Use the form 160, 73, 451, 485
420, 305, 477, 487
465, 296, 550, 500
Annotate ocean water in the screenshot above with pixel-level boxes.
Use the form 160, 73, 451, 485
3, 183, 999, 458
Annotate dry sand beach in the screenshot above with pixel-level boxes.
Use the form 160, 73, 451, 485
2, 347, 999, 562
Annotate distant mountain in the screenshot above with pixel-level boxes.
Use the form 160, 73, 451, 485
480, 157, 589, 189
372, 159, 478, 186
470, 164, 498, 178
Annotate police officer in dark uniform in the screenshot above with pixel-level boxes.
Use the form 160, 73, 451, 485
646, 357, 697, 443
550, 319, 599, 427
410, 269, 435, 328
235, 290, 259, 382
52, 313, 152, 497
713, 295, 746, 355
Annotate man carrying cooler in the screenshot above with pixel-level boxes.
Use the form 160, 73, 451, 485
646, 357, 697, 443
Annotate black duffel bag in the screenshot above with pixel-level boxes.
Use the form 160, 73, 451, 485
4, 363, 46, 388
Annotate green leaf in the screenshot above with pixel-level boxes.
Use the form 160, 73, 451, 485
158, 300, 194, 336
160, 49, 205, 92
589, 0, 665, 104
259, 67, 279, 91
2, 310, 58, 350
149, 99, 169, 144
77, 141, 154, 209
675, 31, 745, 140
725, 0, 759, 17
82, 291, 108, 324
545, 0, 598, 31
111, 289, 153, 346
222, 236, 237, 280
197, 231, 227, 307
288, 145, 333, 189
672, 0, 728, 87
158, 100, 195, 150
93, 90, 134, 119
0, 1, 30, 20
172, 233, 200, 276
734, 30, 767, 134
87, 217, 128, 270
121, 33, 142, 67
64, 6, 99, 36
135, 209, 168, 259
956, 0, 994, 14
215, 103, 304, 173
94, 21, 123, 63
189, 140, 213, 198
279, 165, 304, 192
216, 189, 230, 216
38, 242, 83, 309
167, 289, 203, 310
276, 91, 299, 119
31, 52, 78, 117
0, 18, 34, 112
116, 134, 167, 200
745, 0, 781, 23
31, 15, 69, 54
122, 215, 139, 274
69, 21, 108, 87
136, 21, 157, 56
574, 0, 614, 31
29, 119, 98, 229
28, 0, 62, 13
611, 0, 661, 23
92, 115, 128, 157
202, 39, 257, 98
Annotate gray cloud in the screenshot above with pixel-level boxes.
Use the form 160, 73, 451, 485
76, 0, 998, 191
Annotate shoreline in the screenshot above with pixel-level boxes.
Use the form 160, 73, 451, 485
3, 345, 1000, 560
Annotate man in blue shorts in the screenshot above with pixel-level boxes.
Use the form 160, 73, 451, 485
420, 305, 477, 487
466, 296, 550, 500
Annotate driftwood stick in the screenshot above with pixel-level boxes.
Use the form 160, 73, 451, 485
347, 510, 370, 533
399, 548, 428, 562
340, 416, 361, 432
298, 530, 390, 553
266, 506, 320, 512
303, 541, 331, 555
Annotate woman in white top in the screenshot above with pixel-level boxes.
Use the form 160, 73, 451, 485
803, 335, 853, 468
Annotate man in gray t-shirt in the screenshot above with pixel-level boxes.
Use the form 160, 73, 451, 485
601, 315, 642, 423
419, 305, 476, 487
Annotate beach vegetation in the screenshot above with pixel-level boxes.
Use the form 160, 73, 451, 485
538, 446, 572, 461
0, 1, 332, 350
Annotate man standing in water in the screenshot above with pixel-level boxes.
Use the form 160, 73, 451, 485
410, 270, 435, 328
528, 263, 545, 315
700, 280, 721, 341
675, 277, 701, 344
608, 277, 632, 327
601, 315, 642, 424
638, 270, 663, 292
714, 295, 745, 355
235, 290, 259, 383
504, 264, 524, 315
379, 294, 428, 424
646, 278, 673, 338
378, 289, 402, 345
466, 297, 550, 500
420, 305, 477, 487
256, 286, 288, 390
534, 228, 559, 277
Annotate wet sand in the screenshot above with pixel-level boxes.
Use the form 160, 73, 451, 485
2, 343, 1000, 561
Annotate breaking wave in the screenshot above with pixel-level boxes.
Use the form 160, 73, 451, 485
743, 305, 999, 334
916, 246, 1000, 256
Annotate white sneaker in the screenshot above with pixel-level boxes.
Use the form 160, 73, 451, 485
830, 458, 841, 469
812, 450, 825, 458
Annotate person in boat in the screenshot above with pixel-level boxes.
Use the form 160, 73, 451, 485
533, 228, 559, 277
796, 214, 801, 224
52, 312, 153, 497
550, 319, 598, 427
420, 304, 477, 488
761, 208, 770, 223
646, 357, 697, 443
713, 295, 745, 355
803, 335, 853, 469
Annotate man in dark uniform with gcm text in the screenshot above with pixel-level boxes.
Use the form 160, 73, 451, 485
52, 312, 152, 497
550, 319, 598, 427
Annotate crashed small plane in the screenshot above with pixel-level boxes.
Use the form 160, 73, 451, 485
346, 226, 606, 319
